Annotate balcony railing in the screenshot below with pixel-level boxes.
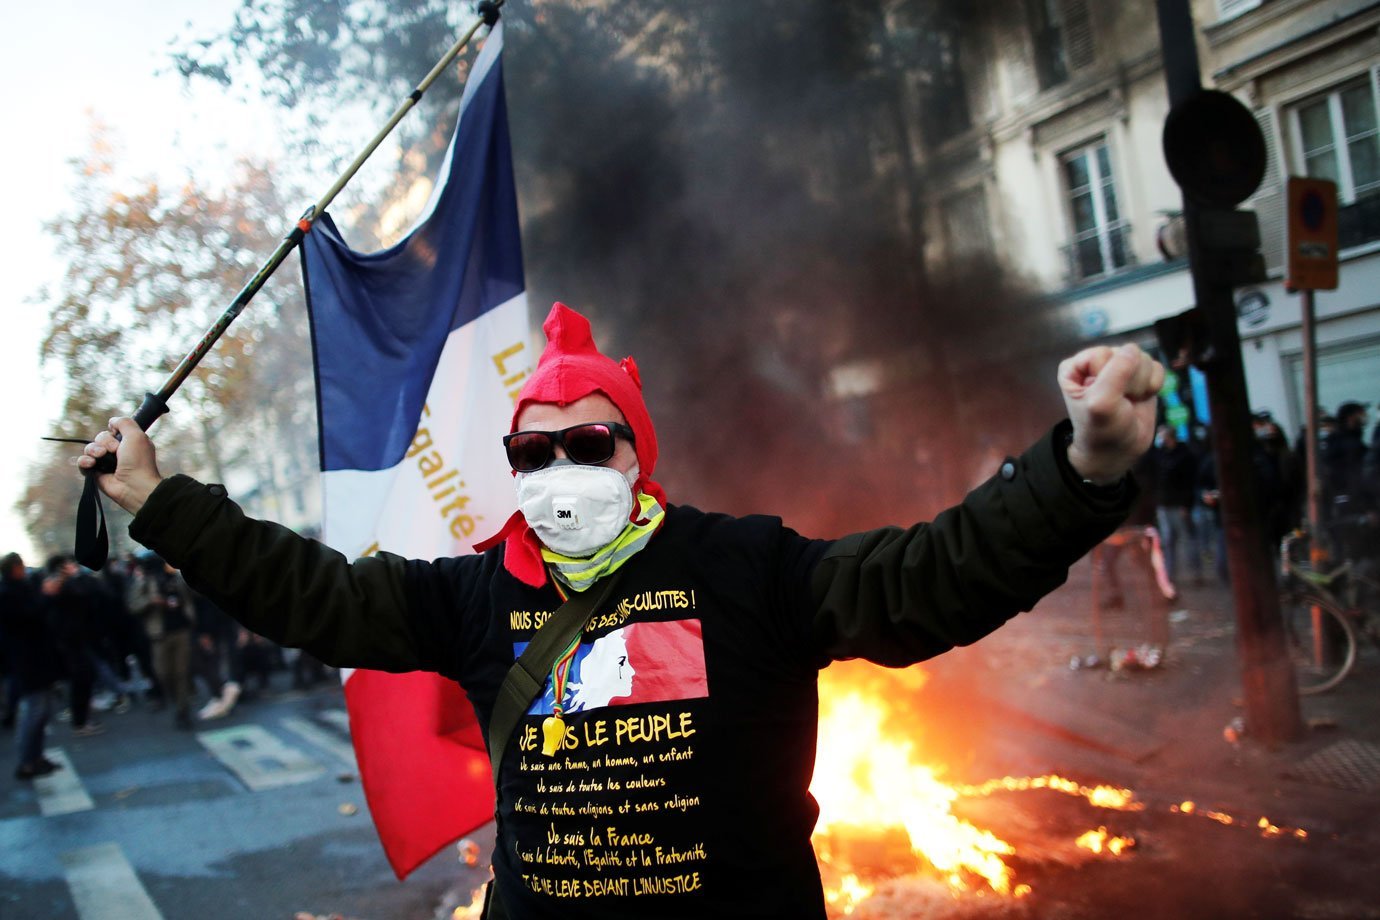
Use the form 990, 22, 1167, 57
1061, 221, 1137, 286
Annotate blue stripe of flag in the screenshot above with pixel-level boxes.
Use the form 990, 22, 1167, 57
303, 47, 524, 473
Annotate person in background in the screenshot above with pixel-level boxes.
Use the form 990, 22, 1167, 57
1322, 400, 1377, 563
2, 553, 65, 779
127, 556, 196, 730
1252, 411, 1301, 550
1150, 424, 1200, 589
42, 555, 106, 737
192, 591, 240, 720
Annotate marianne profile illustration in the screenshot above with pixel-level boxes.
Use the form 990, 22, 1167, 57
569, 629, 635, 710
519, 618, 710, 716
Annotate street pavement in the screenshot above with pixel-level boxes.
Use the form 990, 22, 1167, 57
905, 556, 1380, 919
0, 676, 490, 920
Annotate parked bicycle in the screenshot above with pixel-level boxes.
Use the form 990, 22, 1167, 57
1278, 528, 1380, 694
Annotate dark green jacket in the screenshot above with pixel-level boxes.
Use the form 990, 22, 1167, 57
129, 420, 1130, 919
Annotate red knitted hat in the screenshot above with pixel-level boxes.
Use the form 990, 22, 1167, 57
474, 303, 666, 586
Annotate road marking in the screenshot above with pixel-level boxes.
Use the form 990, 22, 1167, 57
318, 708, 351, 734
36, 747, 95, 816
60, 843, 163, 920
280, 716, 358, 769
197, 724, 324, 791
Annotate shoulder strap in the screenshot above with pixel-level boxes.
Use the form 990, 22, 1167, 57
486, 570, 624, 788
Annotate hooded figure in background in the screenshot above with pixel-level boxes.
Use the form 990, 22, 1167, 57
82, 301, 1161, 919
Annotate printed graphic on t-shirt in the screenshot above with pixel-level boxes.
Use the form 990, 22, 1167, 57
504, 595, 712, 905
516, 619, 709, 715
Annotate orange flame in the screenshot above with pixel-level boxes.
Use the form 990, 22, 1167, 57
811, 678, 1021, 895
1075, 826, 1135, 855
810, 661, 1152, 911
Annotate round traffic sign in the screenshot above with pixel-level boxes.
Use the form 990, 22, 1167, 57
1162, 89, 1267, 208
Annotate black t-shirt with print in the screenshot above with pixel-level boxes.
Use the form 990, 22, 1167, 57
413, 505, 834, 919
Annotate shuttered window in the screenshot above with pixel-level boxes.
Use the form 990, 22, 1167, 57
941, 186, 993, 259
1027, 0, 1095, 90
1217, 0, 1263, 22
1249, 107, 1287, 275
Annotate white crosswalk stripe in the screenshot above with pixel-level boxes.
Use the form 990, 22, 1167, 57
35, 747, 95, 816
60, 843, 163, 920
280, 715, 358, 769
197, 724, 324, 791
317, 708, 351, 734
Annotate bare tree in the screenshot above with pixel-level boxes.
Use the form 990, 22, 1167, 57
22, 122, 316, 558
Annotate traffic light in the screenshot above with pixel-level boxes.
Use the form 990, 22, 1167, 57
1162, 89, 1269, 286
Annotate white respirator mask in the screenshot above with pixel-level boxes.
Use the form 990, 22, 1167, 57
515, 461, 639, 558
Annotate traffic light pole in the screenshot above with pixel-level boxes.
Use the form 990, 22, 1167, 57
1155, 0, 1303, 745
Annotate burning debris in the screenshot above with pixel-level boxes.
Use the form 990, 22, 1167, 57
811, 661, 1142, 916
809, 661, 1315, 918
1169, 801, 1308, 840
1074, 826, 1136, 856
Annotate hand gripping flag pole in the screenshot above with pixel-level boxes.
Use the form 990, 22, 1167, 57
65, 0, 504, 569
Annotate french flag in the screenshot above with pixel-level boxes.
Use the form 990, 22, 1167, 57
301, 21, 528, 879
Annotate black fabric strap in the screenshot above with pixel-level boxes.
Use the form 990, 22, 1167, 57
74, 460, 113, 570
486, 570, 623, 787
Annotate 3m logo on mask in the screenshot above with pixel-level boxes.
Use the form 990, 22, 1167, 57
553, 497, 582, 530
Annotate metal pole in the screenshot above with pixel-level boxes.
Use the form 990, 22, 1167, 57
1299, 289, 1323, 556
1298, 288, 1333, 666
1154, 0, 1302, 744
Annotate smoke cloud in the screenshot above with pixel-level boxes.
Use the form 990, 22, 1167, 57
505, 1, 1078, 534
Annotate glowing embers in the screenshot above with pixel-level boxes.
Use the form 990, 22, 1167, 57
1074, 826, 1136, 856
1170, 801, 1308, 840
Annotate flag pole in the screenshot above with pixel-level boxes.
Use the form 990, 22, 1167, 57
121, 0, 504, 435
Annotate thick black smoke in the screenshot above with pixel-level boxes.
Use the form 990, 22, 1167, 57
504, 1, 1076, 535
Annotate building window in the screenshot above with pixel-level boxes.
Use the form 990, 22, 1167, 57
1061, 140, 1131, 282
941, 186, 992, 259
1293, 78, 1380, 204
1026, 0, 1095, 90
915, 28, 971, 143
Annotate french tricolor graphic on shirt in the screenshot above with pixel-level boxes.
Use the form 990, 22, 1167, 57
518, 619, 711, 715
300, 21, 527, 880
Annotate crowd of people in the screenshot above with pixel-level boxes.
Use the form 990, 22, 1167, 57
1101, 399, 1379, 609
0, 550, 332, 781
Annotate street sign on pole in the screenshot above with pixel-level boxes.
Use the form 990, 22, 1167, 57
1287, 177, 1339, 291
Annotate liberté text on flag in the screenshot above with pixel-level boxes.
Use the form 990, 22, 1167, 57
299, 20, 529, 879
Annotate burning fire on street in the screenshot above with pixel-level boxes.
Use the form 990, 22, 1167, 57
806, 661, 1305, 918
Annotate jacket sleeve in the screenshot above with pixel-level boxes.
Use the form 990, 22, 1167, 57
128, 474, 459, 674
808, 421, 1133, 666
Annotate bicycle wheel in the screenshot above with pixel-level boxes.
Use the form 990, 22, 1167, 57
1280, 589, 1358, 695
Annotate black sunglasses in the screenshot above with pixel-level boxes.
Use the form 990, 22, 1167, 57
503, 421, 635, 472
